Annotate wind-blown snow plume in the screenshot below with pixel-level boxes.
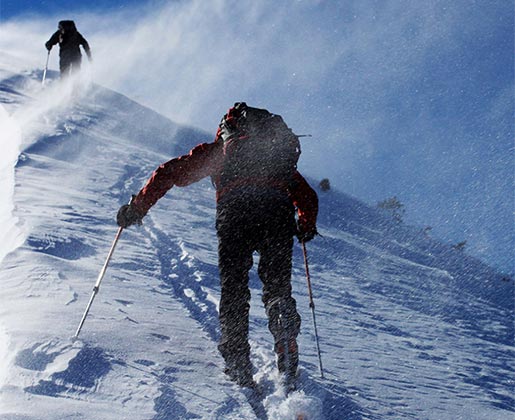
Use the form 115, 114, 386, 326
0, 0, 511, 272
0, 104, 24, 260
0, 58, 93, 263
0, 58, 94, 395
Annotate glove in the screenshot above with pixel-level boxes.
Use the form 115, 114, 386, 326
116, 203, 144, 228
296, 222, 317, 243
45, 42, 52, 51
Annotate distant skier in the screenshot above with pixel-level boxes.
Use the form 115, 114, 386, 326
45, 20, 92, 78
116, 103, 318, 390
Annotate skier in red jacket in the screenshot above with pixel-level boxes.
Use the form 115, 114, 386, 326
117, 103, 318, 389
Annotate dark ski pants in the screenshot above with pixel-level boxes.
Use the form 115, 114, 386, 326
216, 190, 301, 367
59, 55, 81, 78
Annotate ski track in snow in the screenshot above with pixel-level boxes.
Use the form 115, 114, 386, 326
0, 63, 513, 420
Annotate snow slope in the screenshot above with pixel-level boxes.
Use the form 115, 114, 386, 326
0, 62, 513, 420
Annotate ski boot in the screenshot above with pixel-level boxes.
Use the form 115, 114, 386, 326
224, 357, 256, 389
276, 337, 299, 393
266, 297, 301, 393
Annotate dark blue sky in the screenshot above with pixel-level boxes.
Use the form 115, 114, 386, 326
0, 0, 146, 19
0, 0, 513, 274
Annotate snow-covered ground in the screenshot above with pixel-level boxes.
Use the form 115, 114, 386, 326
0, 57, 513, 419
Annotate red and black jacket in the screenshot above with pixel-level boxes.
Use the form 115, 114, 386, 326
132, 137, 318, 235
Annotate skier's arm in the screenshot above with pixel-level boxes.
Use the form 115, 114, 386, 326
288, 171, 319, 240
78, 33, 92, 60
131, 141, 223, 217
45, 31, 60, 51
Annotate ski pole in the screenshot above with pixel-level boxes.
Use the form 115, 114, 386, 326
42, 50, 50, 86
301, 242, 324, 378
74, 225, 124, 338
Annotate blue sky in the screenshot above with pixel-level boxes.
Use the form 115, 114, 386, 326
0, 0, 513, 274
0, 0, 145, 18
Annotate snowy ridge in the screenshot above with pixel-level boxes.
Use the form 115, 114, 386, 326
0, 66, 513, 419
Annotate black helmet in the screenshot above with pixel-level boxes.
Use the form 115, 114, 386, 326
58, 20, 77, 33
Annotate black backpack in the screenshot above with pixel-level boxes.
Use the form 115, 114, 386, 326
215, 102, 301, 192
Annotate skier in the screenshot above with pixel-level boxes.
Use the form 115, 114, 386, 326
45, 20, 92, 78
117, 102, 318, 389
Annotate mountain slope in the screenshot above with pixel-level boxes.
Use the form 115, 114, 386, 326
0, 67, 513, 420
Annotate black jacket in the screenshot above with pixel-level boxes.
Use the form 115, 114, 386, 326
45, 21, 91, 60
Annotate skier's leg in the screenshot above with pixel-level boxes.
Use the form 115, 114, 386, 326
70, 56, 82, 75
60, 59, 72, 78
258, 234, 301, 382
217, 230, 254, 385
